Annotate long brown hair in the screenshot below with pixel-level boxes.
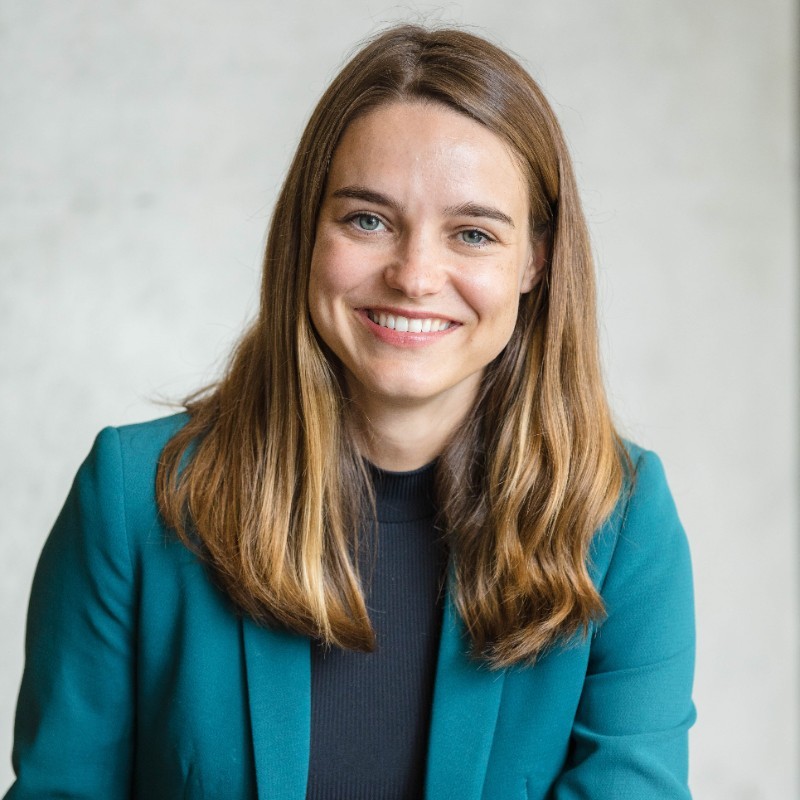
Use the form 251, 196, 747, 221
157, 24, 627, 667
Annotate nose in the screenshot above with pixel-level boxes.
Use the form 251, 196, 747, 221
383, 232, 447, 298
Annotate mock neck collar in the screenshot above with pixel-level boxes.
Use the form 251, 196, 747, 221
366, 460, 438, 523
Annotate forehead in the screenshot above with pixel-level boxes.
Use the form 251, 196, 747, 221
326, 101, 528, 213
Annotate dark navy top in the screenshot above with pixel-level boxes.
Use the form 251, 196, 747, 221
306, 462, 448, 800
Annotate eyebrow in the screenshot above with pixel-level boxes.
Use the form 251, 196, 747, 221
444, 201, 515, 229
330, 186, 515, 229
331, 186, 401, 212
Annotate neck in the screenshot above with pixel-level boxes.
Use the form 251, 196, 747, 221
352, 393, 476, 472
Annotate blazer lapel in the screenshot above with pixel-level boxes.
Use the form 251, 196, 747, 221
425, 570, 507, 800
242, 617, 310, 800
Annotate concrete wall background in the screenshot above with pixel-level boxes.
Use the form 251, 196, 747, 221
1, 1, 796, 796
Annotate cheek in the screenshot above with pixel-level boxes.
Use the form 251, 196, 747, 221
308, 241, 347, 329
457, 264, 524, 332
309, 235, 374, 302
307, 247, 338, 340
309, 238, 340, 298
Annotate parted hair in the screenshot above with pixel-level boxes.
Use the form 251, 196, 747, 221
157, 24, 627, 668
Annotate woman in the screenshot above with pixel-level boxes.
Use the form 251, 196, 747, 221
6, 24, 695, 800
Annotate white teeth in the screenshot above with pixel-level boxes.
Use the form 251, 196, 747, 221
367, 311, 452, 332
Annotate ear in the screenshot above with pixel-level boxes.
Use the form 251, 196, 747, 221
520, 236, 548, 294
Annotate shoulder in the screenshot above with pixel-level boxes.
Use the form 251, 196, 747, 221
586, 440, 694, 668
75, 413, 190, 542
87, 412, 189, 485
618, 441, 682, 535
111, 411, 190, 462
598, 440, 686, 546
617, 441, 689, 570
590, 440, 692, 602
28, 415, 191, 625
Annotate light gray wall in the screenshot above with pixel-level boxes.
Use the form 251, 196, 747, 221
1, 1, 796, 797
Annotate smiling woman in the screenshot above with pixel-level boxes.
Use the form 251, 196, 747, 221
5, 24, 695, 800
309, 101, 541, 469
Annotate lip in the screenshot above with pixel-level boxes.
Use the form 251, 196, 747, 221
356, 307, 460, 347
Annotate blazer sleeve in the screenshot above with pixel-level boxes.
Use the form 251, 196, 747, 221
5, 428, 136, 799
551, 450, 696, 799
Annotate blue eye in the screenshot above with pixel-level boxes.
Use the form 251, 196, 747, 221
355, 214, 383, 231
460, 229, 488, 245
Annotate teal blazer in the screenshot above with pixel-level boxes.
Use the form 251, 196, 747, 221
5, 415, 695, 799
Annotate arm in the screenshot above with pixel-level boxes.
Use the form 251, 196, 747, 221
5, 428, 135, 799
551, 450, 696, 799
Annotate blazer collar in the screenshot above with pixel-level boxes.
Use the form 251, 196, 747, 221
424, 569, 507, 800
242, 618, 311, 800
242, 566, 506, 800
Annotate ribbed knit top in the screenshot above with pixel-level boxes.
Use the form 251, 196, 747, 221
306, 461, 448, 800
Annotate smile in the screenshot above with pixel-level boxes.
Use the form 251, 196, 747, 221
366, 310, 453, 333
